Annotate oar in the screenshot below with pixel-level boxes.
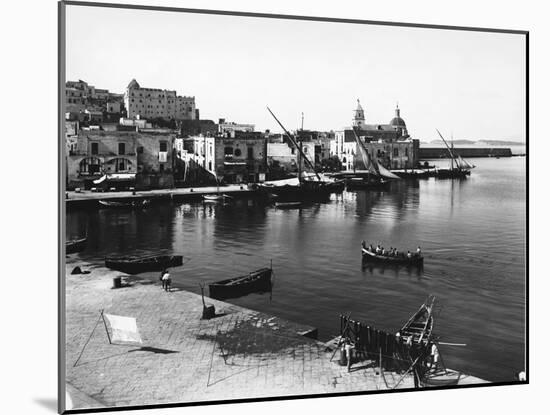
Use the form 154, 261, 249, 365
437, 342, 467, 347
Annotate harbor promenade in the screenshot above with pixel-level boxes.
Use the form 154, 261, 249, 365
64, 257, 487, 411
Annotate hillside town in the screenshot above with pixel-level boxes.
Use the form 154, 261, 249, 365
65, 78, 420, 191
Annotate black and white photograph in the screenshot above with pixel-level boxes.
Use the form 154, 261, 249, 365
58, 1, 527, 413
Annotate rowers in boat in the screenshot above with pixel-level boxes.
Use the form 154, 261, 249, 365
361, 240, 424, 265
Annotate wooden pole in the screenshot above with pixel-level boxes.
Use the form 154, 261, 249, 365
100, 309, 112, 344
73, 311, 103, 368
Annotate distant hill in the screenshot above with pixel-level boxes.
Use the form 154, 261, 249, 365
429, 139, 475, 145
477, 140, 525, 146
428, 139, 525, 146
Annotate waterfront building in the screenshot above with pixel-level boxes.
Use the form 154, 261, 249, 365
333, 100, 419, 171
124, 79, 196, 121
66, 129, 176, 189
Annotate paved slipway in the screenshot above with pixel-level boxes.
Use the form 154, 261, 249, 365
63, 257, 485, 411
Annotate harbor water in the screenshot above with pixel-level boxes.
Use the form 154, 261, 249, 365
67, 156, 526, 382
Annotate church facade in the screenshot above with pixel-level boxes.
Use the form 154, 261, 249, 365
331, 100, 419, 171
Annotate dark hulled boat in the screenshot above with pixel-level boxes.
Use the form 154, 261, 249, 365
361, 247, 424, 266
66, 237, 87, 254
105, 254, 183, 274
345, 176, 390, 190
99, 199, 150, 208
209, 267, 272, 300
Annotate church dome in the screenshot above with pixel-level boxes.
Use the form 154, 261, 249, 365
390, 116, 406, 127
389, 105, 406, 127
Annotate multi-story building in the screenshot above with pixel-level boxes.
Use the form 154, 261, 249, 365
124, 79, 196, 121
218, 119, 255, 137
66, 129, 176, 189
332, 100, 419, 171
65, 79, 125, 116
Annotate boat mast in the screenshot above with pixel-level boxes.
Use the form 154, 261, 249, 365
351, 126, 379, 176
267, 106, 321, 181
436, 129, 458, 171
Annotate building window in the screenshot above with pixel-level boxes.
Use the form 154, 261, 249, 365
247, 147, 254, 160
91, 142, 99, 155
224, 146, 233, 156
159, 164, 164, 173
160, 141, 167, 152
405, 148, 409, 156
393, 148, 399, 157
208, 161, 212, 171
118, 143, 125, 155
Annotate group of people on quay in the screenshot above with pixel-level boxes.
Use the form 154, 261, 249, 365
362, 241, 422, 258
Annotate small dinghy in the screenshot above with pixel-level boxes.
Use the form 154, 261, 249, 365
209, 267, 272, 300
105, 254, 183, 274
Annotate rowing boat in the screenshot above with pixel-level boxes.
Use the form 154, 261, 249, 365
105, 254, 183, 274
66, 237, 87, 254
361, 247, 423, 265
99, 199, 150, 208
399, 295, 436, 347
209, 267, 272, 300
274, 201, 301, 208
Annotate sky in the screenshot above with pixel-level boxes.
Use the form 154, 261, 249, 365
65, 4, 526, 142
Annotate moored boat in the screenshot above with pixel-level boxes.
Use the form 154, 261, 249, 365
209, 267, 272, 300
66, 237, 87, 254
105, 254, 183, 274
274, 201, 302, 208
361, 246, 424, 266
99, 199, 150, 208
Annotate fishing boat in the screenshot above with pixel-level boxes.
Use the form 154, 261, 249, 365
361, 246, 424, 266
274, 201, 302, 208
433, 129, 475, 179
345, 176, 390, 190
66, 237, 87, 254
420, 368, 462, 387
208, 267, 273, 300
398, 295, 436, 347
99, 199, 150, 208
259, 107, 339, 202
105, 254, 183, 274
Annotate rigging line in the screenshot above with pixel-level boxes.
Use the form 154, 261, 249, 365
73, 311, 104, 368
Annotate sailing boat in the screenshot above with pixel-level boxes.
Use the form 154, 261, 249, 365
345, 127, 400, 190
434, 129, 475, 178
202, 177, 233, 203
260, 107, 342, 202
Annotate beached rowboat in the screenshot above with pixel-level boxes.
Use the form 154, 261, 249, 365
209, 267, 272, 300
105, 254, 183, 274
66, 237, 87, 254
399, 295, 436, 347
361, 247, 424, 265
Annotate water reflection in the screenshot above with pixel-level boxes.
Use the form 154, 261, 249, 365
66, 158, 526, 382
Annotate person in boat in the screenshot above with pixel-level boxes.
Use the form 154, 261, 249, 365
361, 240, 367, 250
381, 247, 386, 256
161, 269, 172, 292
395, 249, 399, 257
416, 246, 422, 257
407, 251, 412, 259
375, 245, 381, 254
389, 247, 393, 256
369, 244, 374, 252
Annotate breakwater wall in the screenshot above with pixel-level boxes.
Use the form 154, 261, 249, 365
419, 147, 512, 159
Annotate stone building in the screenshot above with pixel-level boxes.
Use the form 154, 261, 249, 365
332, 100, 419, 171
65, 79, 124, 116
218, 119, 255, 137
66, 129, 176, 189
124, 79, 196, 121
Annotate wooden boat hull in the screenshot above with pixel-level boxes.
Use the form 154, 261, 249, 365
399, 295, 435, 347
362, 247, 423, 266
420, 370, 462, 387
209, 267, 272, 300
275, 201, 302, 208
346, 178, 390, 190
261, 181, 333, 202
105, 254, 183, 274
66, 237, 87, 254
430, 169, 471, 179
99, 199, 150, 208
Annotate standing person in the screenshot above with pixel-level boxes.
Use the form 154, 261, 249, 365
344, 339, 355, 372
162, 269, 172, 292
416, 246, 422, 256
160, 269, 166, 290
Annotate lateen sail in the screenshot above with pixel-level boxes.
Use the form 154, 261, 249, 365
351, 127, 400, 179
375, 161, 401, 179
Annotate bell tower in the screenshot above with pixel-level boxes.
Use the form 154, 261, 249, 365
353, 99, 365, 129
